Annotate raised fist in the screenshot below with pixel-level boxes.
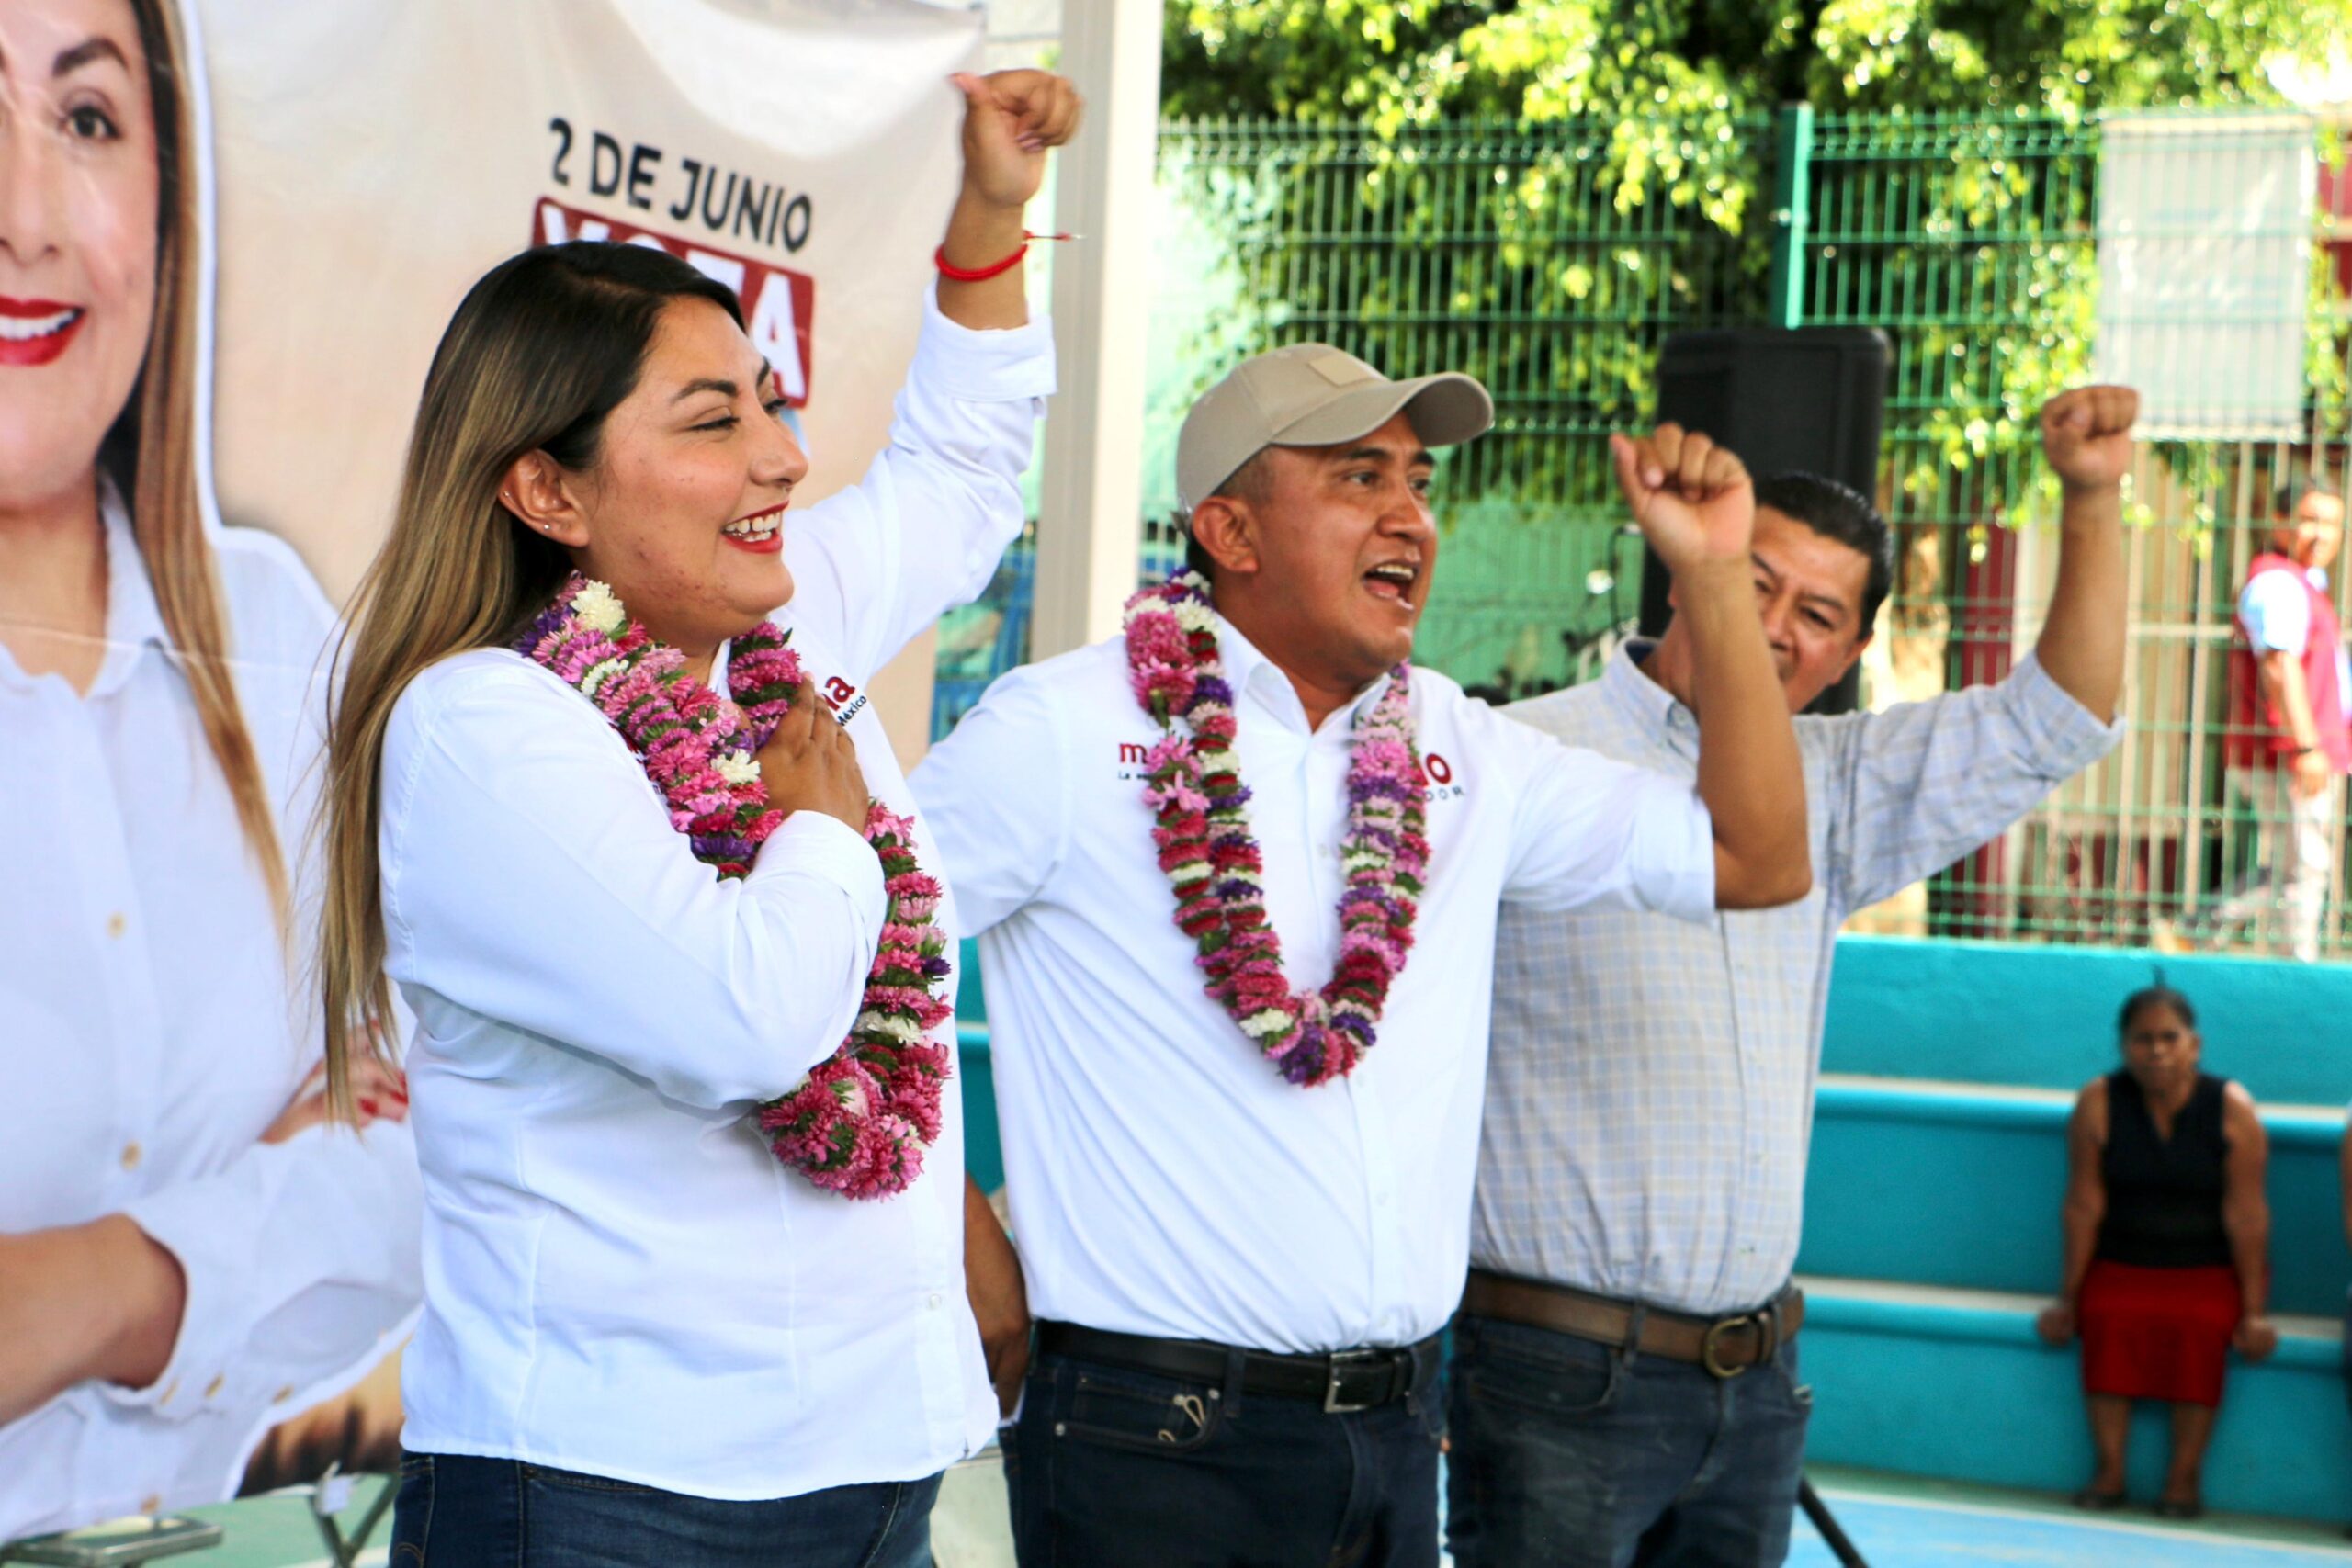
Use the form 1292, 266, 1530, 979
954, 70, 1084, 212
2039, 385, 2139, 493
1609, 423, 1756, 579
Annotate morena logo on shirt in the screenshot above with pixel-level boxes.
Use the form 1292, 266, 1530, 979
821, 676, 866, 728
1424, 751, 1466, 802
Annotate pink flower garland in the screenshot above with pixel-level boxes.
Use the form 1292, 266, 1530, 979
1123, 570, 1430, 1086
516, 572, 953, 1198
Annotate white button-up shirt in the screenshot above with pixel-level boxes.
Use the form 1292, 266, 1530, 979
383, 288, 1053, 1500
1475, 643, 2122, 1315
1, 492, 424, 1543
910, 617, 1715, 1355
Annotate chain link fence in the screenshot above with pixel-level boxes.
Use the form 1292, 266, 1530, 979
932, 107, 2352, 961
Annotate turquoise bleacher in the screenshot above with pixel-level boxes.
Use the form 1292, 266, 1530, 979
1799, 935, 2352, 1523
951, 933, 2352, 1522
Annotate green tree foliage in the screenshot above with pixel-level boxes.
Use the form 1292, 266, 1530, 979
1162, 0, 2348, 126
1158, 0, 2352, 539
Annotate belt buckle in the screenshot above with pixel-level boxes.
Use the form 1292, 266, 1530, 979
1700, 1314, 1758, 1380
1322, 1348, 1387, 1414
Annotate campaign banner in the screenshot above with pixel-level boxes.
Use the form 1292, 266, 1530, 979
0, 1, 982, 1539
197, 0, 982, 750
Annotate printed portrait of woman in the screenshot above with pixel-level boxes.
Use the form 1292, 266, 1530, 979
0, 0, 420, 1542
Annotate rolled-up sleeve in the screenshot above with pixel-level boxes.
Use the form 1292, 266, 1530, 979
104, 1120, 422, 1442
786, 284, 1056, 686
1836, 649, 2124, 910
1495, 707, 1717, 920
380, 660, 886, 1110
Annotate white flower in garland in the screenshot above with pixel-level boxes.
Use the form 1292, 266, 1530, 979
857, 1011, 926, 1044
572, 580, 627, 635
716, 752, 760, 787
1172, 597, 1218, 635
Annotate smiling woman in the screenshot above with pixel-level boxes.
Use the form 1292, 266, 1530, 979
318, 68, 1077, 1568
0, 0, 423, 1545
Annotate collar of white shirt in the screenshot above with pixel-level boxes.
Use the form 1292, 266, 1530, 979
1212, 607, 1396, 735
97, 486, 170, 690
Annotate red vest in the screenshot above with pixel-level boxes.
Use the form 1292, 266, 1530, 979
2228, 552, 2352, 770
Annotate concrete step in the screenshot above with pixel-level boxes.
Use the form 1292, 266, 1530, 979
1801, 1076, 2348, 1317
1822, 935, 2352, 1107
1797, 1273, 2350, 1524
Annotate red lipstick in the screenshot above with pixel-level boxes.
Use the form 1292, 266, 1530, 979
0, 299, 86, 368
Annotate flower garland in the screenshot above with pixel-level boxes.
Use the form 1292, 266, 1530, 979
1123, 570, 1430, 1086
515, 572, 953, 1198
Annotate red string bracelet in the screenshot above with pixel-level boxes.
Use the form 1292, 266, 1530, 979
935, 230, 1076, 282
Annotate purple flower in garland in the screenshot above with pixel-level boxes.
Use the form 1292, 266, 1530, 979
515, 572, 954, 1199
1119, 569, 1430, 1088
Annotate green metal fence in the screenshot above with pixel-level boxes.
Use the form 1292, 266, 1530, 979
1145, 114, 1775, 693
1792, 110, 2349, 957
938, 107, 2352, 964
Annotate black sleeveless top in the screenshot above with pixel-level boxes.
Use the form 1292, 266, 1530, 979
2094, 1071, 2234, 1269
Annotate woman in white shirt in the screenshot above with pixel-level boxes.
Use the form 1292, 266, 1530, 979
318, 71, 1074, 1567
0, 0, 421, 1542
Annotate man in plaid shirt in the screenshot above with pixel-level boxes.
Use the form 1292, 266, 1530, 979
1448, 387, 2138, 1568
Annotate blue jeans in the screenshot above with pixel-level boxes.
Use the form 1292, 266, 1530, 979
390, 1452, 941, 1568
1445, 1314, 1811, 1568
1003, 1348, 1442, 1567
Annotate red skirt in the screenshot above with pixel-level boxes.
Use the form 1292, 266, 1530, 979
2078, 1258, 2242, 1407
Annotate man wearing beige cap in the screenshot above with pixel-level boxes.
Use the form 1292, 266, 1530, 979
914, 344, 1809, 1567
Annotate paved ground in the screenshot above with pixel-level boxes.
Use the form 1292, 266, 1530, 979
28, 1460, 2352, 1566
1795, 1468, 2352, 1567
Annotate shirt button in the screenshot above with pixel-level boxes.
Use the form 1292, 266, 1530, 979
140, 1495, 162, 1515
107, 912, 128, 939
272, 1385, 294, 1404
205, 1374, 225, 1399
120, 1142, 142, 1171
927, 1292, 944, 1311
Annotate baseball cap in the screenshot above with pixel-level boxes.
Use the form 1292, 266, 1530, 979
1175, 344, 1495, 513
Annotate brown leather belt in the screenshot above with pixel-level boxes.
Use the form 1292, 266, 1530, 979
1460, 1269, 1804, 1379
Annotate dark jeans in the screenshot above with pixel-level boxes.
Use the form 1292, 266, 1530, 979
1003, 1347, 1442, 1567
390, 1452, 941, 1568
1446, 1314, 1811, 1568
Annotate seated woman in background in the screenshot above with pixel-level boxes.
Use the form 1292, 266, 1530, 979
2038, 984, 2275, 1519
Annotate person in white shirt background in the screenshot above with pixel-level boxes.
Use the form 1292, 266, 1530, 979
0, 0, 423, 1543
316, 69, 1077, 1568
915, 342, 1813, 1568
2202, 475, 2351, 962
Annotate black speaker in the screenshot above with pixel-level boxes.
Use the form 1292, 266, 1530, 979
1636, 327, 1890, 715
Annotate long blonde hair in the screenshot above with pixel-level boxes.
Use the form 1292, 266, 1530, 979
104, 0, 288, 919
321, 243, 741, 1110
